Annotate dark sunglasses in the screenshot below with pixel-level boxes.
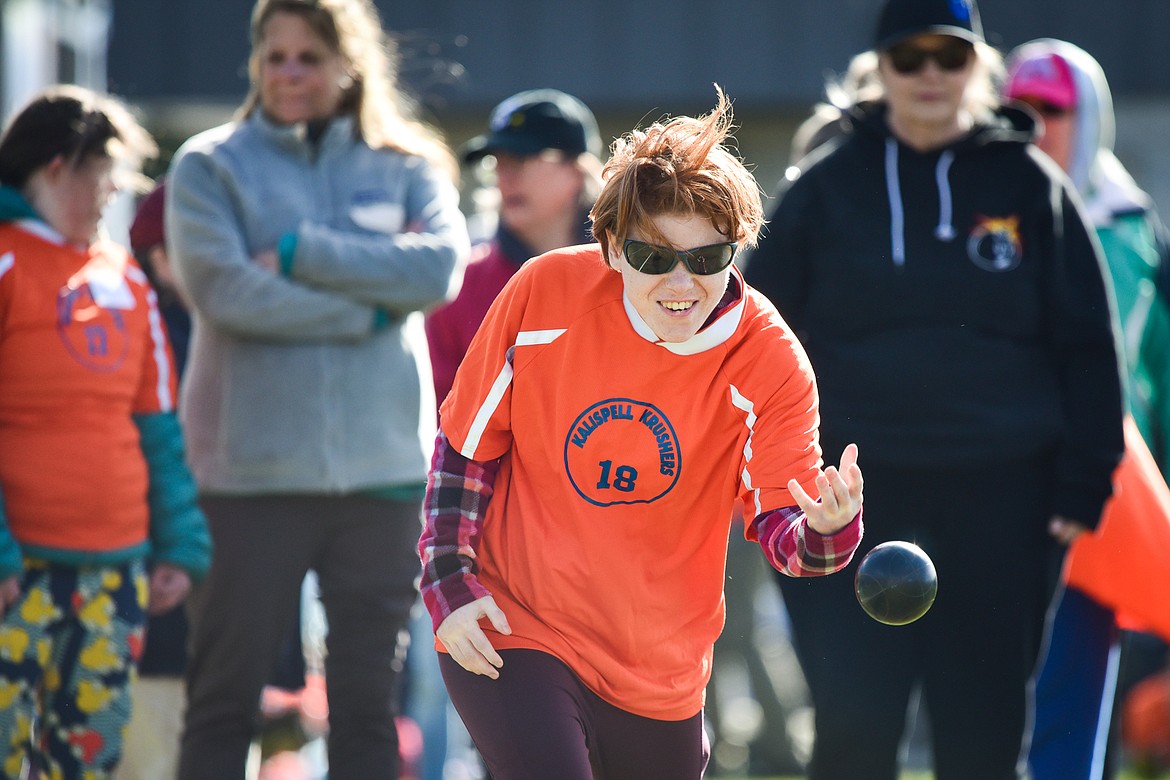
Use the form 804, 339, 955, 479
622, 239, 738, 276
887, 39, 974, 74
1022, 99, 1073, 118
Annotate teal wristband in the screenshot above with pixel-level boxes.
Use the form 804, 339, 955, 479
277, 232, 298, 276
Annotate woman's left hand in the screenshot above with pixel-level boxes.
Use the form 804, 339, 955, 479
790, 442, 864, 536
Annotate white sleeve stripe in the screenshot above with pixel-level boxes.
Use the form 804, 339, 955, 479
145, 287, 175, 412
460, 328, 566, 457
516, 328, 566, 346
0, 251, 13, 279
461, 360, 513, 456
729, 383, 762, 518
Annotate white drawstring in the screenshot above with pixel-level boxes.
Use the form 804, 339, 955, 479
884, 138, 906, 266
885, 141, 959, 265
934, 150, 956, 241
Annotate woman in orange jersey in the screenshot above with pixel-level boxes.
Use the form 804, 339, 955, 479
0, 86, 210, 778
417, 90, 864, 780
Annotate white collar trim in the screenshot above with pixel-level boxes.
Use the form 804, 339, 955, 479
622, 264, 745, 356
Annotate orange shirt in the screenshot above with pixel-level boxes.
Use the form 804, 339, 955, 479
0, 221, 177, 552
1065, 416, 1170, 642
439, 245, 821, 719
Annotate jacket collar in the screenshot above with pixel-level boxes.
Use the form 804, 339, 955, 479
250, 111, 357, 159
496, 210, 594, 268
849, 100, 1037, 151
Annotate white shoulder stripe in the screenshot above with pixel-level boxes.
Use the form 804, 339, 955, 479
0, 251, 13, 279
516, 328, 567, 346
460, 328, 567, 457
729, 383, 762, 518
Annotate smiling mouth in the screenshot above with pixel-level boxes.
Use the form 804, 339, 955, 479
661, 301, 694, 312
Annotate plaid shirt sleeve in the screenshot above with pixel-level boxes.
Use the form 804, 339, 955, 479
418, 429, 502, 633
752, 505, 864, 576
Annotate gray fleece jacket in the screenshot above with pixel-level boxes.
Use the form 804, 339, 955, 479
167, 112, 469, 494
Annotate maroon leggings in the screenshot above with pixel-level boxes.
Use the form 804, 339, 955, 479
439, 649, 708, 780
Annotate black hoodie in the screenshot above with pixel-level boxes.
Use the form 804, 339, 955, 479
745, 101, 1124, 527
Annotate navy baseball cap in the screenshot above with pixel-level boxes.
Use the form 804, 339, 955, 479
462, 89, 601, 163
875, 0, 983, 51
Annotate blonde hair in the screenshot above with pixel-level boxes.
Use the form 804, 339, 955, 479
240, 0, 456, 179
589, 88, 765, 266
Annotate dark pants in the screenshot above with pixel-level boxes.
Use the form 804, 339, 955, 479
440, 649, 708, 780
1029, 585, 1120, 780
178, 494, 421, 780
777, 454, 1060, 780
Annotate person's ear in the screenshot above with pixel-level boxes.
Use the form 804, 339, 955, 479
604, 235, 621, 270
40, 154, 68, 182
338, 60, 357, 90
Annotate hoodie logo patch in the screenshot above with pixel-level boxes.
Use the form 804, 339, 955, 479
966, 216, 1022, 272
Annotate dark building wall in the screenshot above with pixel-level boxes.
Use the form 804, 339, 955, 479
108, 0, 1170, 210
110, 0, 1170, 112
109, 1, 253, 101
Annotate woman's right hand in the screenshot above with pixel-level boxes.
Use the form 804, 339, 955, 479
436, 595, 512, 679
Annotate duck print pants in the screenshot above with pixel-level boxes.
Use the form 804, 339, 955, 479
0, 559, 147, 779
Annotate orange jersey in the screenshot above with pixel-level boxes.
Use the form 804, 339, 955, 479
0, 220, 177, 552
1064, 416, 1170, 642
439, 244, 821, 719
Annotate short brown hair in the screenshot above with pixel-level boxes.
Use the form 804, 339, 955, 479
589, 88, 764, 267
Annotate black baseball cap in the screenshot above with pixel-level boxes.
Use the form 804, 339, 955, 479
875, 0, 984, 51
462, 89, 601, 164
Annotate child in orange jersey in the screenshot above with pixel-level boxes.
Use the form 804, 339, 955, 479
0, 86, 211, 779
418, 89, 864, 780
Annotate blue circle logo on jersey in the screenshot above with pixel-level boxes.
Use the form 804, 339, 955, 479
564, 398, 682, 507
57, 282, 129, 372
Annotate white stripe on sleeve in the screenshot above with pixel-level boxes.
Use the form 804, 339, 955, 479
144, 287, 175, 412
729, 383, 761, 519
460, 328, 566, 457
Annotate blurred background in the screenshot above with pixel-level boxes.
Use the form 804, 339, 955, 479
3, 0, 1169, 218
3, 3, 1169, 777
